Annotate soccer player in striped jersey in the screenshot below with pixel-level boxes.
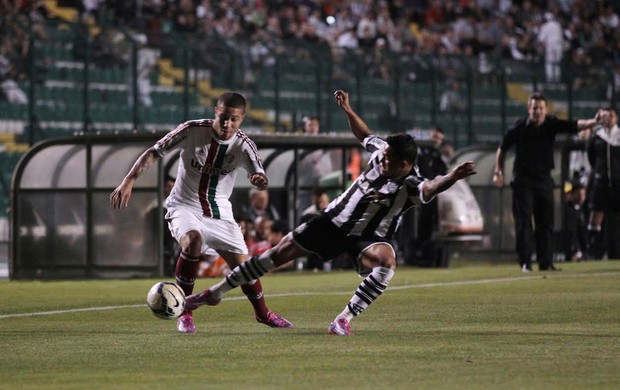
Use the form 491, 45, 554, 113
110, 91, 292, 333
586, 108, 620, 259
186, 90, 476, 335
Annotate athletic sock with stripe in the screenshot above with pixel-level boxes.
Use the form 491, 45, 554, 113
240, 279, 269, 319
208, 252, 276, 299
175, 252, 200, 297
337, 266, 394, 321
175, 252, 200, 315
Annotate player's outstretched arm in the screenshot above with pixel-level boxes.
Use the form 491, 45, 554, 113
422, 161, 476, 201
334, 90, 372, 143
110, 147, 159, 209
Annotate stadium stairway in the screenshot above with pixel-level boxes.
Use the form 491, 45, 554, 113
44, 0, 78, 21
157, 58, 289, 132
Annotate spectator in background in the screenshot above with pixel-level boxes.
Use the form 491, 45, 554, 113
127, 33, 158, 107
356, 10, 377, 49
439, 80, 466, 114
249, 217, 273, 256
301, 186, 330, 223
302, 115, 320, 135
298, 116, 336, 188
238, 215, 255, 249
268, 220, 294, 271
440, 139, 455, 164
0, 42, 28, 105
243, 188, 281, 224
174, 0, 198, 33
269, 220, 289, 248
538, 12, 564, 83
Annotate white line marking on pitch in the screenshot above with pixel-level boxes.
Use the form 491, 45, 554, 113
1, 271, 618, 320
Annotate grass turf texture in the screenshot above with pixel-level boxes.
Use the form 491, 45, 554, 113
0, 261, 619, 389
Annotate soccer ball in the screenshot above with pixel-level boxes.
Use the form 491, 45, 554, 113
146, 282, 186, 320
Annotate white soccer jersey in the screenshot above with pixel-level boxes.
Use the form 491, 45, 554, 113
154, 119, 264, 221
324, 135, 429, 239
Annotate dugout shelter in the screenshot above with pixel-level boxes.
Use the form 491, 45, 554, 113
9, 132, 357, 279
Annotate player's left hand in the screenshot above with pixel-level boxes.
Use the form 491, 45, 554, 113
110, 179, 135, 209
250, 173, 268, 190
453, 161, 476, 180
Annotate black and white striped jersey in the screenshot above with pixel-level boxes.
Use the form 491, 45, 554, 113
324, 135, 430, 239
588, 124, 620, 189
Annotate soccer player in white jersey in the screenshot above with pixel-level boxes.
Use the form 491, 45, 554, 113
185, 90, 476, 335
110, 91, 292, 333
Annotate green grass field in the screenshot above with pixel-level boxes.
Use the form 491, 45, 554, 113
1, 261, 619, 389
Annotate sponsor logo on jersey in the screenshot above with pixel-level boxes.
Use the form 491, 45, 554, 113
190, 159, 231, 175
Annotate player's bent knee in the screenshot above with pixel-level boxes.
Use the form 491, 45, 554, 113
180, 230, 203, 256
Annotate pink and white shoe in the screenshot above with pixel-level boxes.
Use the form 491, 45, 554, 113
328, 317, 351, 336
185, 289, 221, 311
177, 313, 196, 334
256, 311, 293, 328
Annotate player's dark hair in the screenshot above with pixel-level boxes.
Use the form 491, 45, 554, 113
529, 92, 547, 104
218, 91, 246, 112
387, 133, 418, 163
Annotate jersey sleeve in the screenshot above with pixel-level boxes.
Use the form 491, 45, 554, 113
153, 121, 192, 157
499, 120, 521, 152
362, 135, 386, 154
241, 138, 265, 176
405, 173, 432, 204
548, 115, 579, 135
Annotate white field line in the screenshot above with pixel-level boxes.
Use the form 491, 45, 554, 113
1, 271, 619, 320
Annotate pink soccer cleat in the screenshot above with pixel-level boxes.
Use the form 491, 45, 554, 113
177, 313, 196, 334
185, 289, 221, 311
256, 311, 293, 328
328, 317, 351, 336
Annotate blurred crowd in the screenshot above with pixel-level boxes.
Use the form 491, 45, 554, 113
0, 0, 50, 104
95, 1, 620, 83
2, 1, 620, 92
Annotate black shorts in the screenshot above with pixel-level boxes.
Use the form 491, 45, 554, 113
292, 214, 393, 275
589, 185, 620, 213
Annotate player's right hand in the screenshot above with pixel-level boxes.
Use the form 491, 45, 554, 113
110, 180, 134, 208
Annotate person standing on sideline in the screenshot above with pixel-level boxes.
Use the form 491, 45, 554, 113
493, 93, 604, 272
185, 90, 476, 335
586, 108, 620, 259
110, 91, 292, 333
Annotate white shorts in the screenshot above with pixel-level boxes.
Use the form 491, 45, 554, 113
165, 206, 248, 255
